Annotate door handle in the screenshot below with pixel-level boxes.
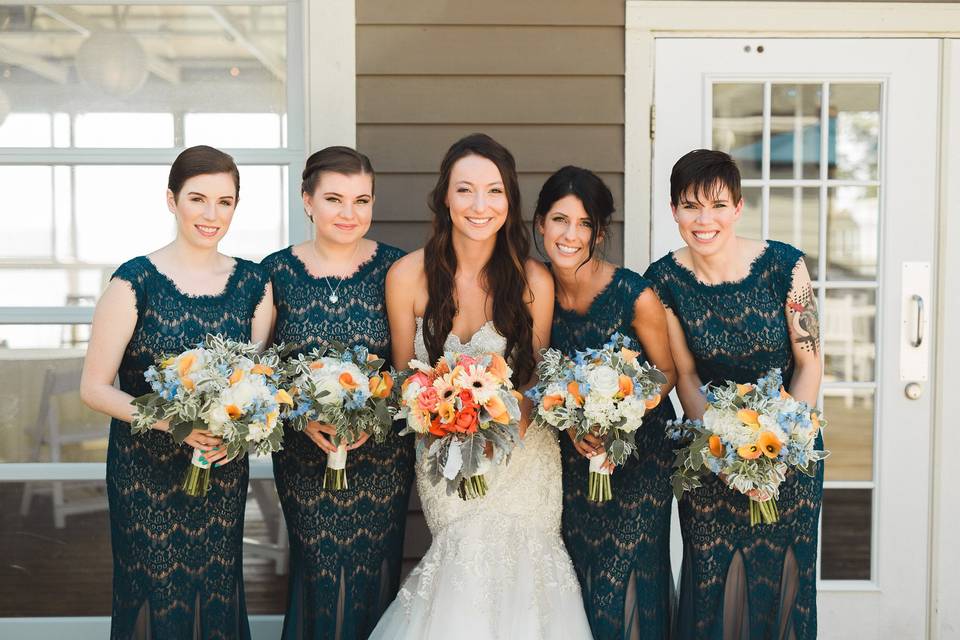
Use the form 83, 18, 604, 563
911, 294, 924, 348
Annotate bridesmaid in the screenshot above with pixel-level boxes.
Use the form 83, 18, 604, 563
645, 149, 824, 640
534, 166, 678, 639
262, 146, 414, 639
80, 145, 273, 639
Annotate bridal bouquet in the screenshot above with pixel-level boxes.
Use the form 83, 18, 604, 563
527, 333, 667, 503
397, 352, 522, 500
667, 369, 829, 525
132, 334, 290, 496
280, 343, 395, 490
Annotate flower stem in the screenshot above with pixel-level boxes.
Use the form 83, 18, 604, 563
323, 467, 348, 491
181, 463, 211, 497
749, 497, 780, 526
588, 471, 613, 503
457, 474, 488, 500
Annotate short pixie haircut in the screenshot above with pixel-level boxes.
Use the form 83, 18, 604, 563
670, 149, 742, 206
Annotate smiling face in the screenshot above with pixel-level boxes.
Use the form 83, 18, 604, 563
304, 171, 374, 246
445, 154, 509, 243
538, 194, 598, 269
166, 172, 238, 249
671, 182, 744, 258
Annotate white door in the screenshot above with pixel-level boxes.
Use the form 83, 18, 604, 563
652, 39, 938, 638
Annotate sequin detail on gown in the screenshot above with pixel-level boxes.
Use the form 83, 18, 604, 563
645, 241, 824, 640
370, 319, 592, 640
108, 255, 269, 640
551, 267, 677, 640
262, 244, 415, 640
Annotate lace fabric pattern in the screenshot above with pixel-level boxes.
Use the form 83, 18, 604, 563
369, 319, 592, 640
645, 241, 824, 640
107, 256, 269, 640
550, 267, 677, 640
263, 244, 415, 640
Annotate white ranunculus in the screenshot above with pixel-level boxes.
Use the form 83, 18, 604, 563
587, 365, 620, 398
619, 395, 646, 432
584, 394, 618, 427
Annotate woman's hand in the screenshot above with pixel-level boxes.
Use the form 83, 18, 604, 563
567, 428, 616, 473
347, 432, 370, 451
304, 421, 338, 454
183, 429, 229, 465
719, 473, 770, 501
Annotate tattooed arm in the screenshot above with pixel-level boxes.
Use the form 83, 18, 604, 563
785, 258, 823, 406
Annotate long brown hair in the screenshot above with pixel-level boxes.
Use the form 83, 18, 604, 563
423, 133, 535, 386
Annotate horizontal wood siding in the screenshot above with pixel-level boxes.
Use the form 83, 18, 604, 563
356, 0, 627, 573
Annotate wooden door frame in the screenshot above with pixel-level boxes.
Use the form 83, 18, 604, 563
624, 3, 960, 637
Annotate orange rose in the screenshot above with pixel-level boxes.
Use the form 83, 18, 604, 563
338, 372, 359, 391
251, 363, 274, 376
542, 394, 564, 411
417, 387, 440, 412
488, 353, 510, 383
708, 434, 725, 457
617, 374, 634, 398
454, 406, 480, 433
429, 416, 449, 437
484, 394, 510, 424
369, 372, 394, 398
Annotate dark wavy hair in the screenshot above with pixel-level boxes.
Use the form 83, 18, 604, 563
422, 133, 535, 386
532, 165, 615, 270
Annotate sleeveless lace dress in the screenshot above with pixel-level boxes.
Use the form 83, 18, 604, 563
107, 256, 269, 640
262, 244, 415, 640
645, 241, 824, 640
551, 267, 677, 639
370, 319, 592, 640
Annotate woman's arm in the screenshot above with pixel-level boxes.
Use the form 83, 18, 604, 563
519, 260, 554, 439
251, 282, 274, 349
631, 287, 677, 399
664, 309, 706, 419
385, 252, 422, 371
79, 279, 144, 425
784, 259, 823, 405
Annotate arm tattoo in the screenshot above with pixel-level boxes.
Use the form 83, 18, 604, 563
787, 269, 820, 355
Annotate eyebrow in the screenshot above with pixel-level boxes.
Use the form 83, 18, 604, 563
322, 191, 371, 198
186, 192, 235, 200
454, 181, 504, 187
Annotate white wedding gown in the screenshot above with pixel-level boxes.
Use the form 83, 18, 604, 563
371, 319, 592, 640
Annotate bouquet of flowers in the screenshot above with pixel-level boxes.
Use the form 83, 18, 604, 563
527, 333, 667, 503
397, 352, 522, 500
280, 342, 395, 490
131, 334, 290, 496
667, 369, 829, 525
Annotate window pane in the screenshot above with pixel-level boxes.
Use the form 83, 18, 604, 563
0, 166, 53, 258
0, 327, 106, 463
829, 84, 881, 181
770, 84, 822, 180
74, 113, 174, 148
739, 186, 762, 240
2, 165, 288, 305
769, 186, 819, 278
822, 388, 874, 482
0, 478, 288, 615
823, 288, 876, 383
827, 186, 879, 280
0, 4, 288, 149
185, 113, 283, 149
821, 488, 872, 580
713, 83, 764, 179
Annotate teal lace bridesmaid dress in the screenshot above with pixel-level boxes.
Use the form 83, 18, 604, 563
645, 240, 824, 640
550, 267, 677, 640
107, 256, 269, 639
263, 244, 415, 640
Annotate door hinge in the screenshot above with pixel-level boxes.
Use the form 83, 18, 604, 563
649, 104, 656, 140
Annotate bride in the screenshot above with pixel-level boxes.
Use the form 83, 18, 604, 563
371, 134, 592, 639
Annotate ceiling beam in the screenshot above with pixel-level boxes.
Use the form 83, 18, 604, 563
0, 42, 68, 83
206, 6, 285, 82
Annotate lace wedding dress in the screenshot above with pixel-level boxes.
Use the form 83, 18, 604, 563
370, 319, 592, 640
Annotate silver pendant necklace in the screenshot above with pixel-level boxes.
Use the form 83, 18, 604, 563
312, 241, 360, 304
